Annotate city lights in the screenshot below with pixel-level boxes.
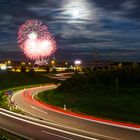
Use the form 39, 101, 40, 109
74, 60, 81, 65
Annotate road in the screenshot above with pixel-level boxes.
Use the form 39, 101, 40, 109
48, 72, 74, 81
0, 108, 97, 140
7, 85, 140, 140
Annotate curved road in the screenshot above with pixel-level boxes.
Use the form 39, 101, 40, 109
6, 85, 140, 140
0, 108, 96, 140
1, 84, 140, 140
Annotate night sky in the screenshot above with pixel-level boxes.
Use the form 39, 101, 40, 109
0, 0, 140, 62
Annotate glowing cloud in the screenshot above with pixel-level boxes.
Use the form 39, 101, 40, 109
61, 0, 94, 23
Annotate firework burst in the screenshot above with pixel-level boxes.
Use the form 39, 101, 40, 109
18, 19, 56, 60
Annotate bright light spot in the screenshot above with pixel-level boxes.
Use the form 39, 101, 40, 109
75, 60, 81, 65
8, 66, 12, 68
30, 40, 36, 47
62, 0, 94, 23
21, 62, 25, 65
1, 66, 7, 70
40, 40, 51, 48
71, 9, 80, 19
8, 60, 11, 64
28, 32, 37, 40
0, 63, 7, 70
51, 60, 55, 64
18, 20, 56, 61
24, 38, 54, 60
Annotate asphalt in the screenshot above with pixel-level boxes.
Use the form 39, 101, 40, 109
0, 109, 96, 140
9, 85, 140, 140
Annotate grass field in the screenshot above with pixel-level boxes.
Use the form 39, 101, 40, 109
0, 71, 57, 139
0, 71, 57, 107
37, 69, 140, 124
0, 71, 56, 90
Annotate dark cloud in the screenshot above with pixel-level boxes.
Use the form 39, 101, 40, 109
0, 0, 140, 62
0, 50, 26, 61
93, 0, 123, 10
93, 0, 140, 20
57, 37, 109, 46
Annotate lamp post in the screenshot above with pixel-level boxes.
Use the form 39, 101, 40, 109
74, 60, 82, 72
51, 60, 55, 65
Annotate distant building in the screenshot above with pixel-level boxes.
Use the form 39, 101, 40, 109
0, 63, 7, 70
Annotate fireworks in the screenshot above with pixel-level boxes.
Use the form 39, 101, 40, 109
34, 59, 48, 66
18, 19, 56, 60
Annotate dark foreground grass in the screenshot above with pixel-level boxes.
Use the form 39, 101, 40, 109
0, 71, 57, 107
0, 129, 26, 140
0, 71, 58, 103
37, 72, 140, 124
38, 87, 140, 124
0, 71, 56, 90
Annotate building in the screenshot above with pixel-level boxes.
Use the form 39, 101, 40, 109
0, 63, 7, 70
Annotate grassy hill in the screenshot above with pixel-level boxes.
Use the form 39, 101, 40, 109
0, 71, 56, 90
0, 71, 57, 108
0, 71, 57, 139
37, 68, 140, 124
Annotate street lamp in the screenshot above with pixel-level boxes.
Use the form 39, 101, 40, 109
8, 60, 11, 65
74, 60, 82, 72
51, 60, 55, 65
74, 60, 81, 65
65, 62, 68, 66
21, 62, 25, 65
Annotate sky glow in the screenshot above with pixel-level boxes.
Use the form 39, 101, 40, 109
0, 0, 140, 61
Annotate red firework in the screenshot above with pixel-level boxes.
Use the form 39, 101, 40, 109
17, 19, 56, 60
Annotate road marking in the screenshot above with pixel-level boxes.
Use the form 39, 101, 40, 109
10, 87, 122, 140
28, 86, 140, 132
0, 108, 117, 140
32, 92, 38, 100
11, 86, 136, 140
42, 130, 73, 140
30, 105, 48, 114
0, 112, 98, 140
